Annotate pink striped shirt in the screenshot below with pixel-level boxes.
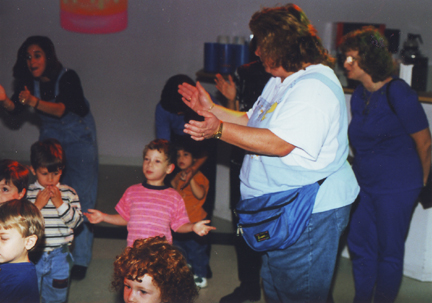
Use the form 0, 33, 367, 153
115, 183, 190, 246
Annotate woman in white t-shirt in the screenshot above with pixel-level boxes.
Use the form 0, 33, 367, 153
179, 4, 359, 302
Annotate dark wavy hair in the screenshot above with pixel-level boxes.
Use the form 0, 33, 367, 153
160, 74, 196, 114
339, 26, 394, 82
0, 159, 29, 193
249, 4, 334, 73
112, 236, 198, 303
12, 36, 63, 92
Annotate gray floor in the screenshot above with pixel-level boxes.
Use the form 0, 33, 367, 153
68, 164, 432, 303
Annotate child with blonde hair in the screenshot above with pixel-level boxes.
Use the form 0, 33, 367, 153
0, 199, 45, 303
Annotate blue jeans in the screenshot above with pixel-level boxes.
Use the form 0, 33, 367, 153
261, 204, 351, 303
173, 233, 209, 277
34, 246, 74, 303
347, 188, 420, 303
39, 113, 98, 267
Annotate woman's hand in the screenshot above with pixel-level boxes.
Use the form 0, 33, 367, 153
178, 81, 214, 113
0, 85, 15, 111
18, 86, 65, 117
215, 74, 236, 102
18, 86, 34, 106
0, 84, 7, 101
184, 110, 221, 141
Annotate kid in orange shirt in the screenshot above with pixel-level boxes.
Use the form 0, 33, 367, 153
171, 143, 210, 288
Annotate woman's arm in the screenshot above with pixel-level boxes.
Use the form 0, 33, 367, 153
410, 127, 432, 185
19, 86, 65, 117
184, 110, 295, 157
179, 81, 248, 126
0, 84, 16, 111
179, 80, 294, 157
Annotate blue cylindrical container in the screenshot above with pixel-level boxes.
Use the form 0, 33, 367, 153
204, 42, 219, 73
233, 43, 249, 70
218, 43, 235, 74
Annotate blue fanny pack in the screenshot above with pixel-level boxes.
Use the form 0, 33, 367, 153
235, 180, 324, 252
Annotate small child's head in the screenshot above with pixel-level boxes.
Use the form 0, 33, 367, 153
30, 139, 65, 187
112, 236, 198, 303
142, 139, 175, 186
160, 74, 195, 115
0, 199, 45, 264
0, 160, 29, 204
176, 143, 197, 171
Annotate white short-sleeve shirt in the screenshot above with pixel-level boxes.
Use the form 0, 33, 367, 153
240, 64, 359, 213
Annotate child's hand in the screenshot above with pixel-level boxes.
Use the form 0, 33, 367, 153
48, 186, 63, 208
34, 188, 51, 210
193, 220, 216, 236
84, 209, 106, 224
180, 168, 194, 189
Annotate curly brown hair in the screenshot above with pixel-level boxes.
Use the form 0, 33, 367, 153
249, 4, 334, 73
112, 236, 198, 303
339, 26, 394, 82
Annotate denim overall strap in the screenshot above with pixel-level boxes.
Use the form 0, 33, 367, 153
34, 68, 68, 126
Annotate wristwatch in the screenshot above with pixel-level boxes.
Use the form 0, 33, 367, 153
213, 121, 223, 139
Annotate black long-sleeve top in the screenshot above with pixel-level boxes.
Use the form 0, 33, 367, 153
11, 69, 89, 118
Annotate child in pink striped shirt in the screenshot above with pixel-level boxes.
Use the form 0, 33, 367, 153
85, 139, 215, 246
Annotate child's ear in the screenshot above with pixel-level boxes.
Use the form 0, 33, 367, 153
18, 188, 26, 200
30, 166, 36, 175
24, 235, 38, 251
166, 163, 175, 175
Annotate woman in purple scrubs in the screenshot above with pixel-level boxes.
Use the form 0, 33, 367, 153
340, 27, 431, 303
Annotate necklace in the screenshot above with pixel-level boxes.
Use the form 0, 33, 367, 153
362, 86, 386, 115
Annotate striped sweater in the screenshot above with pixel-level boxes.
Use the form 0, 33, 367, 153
27, 181, 83, 252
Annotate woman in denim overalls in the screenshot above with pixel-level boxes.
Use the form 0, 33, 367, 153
0, 36, 98, 280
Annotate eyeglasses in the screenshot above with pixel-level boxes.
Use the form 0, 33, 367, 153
345, 56, 359, 66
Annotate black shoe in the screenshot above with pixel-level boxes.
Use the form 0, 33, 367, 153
219, 286, 261, 303
206, 264, 213, 279
70, 265, 87, 280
